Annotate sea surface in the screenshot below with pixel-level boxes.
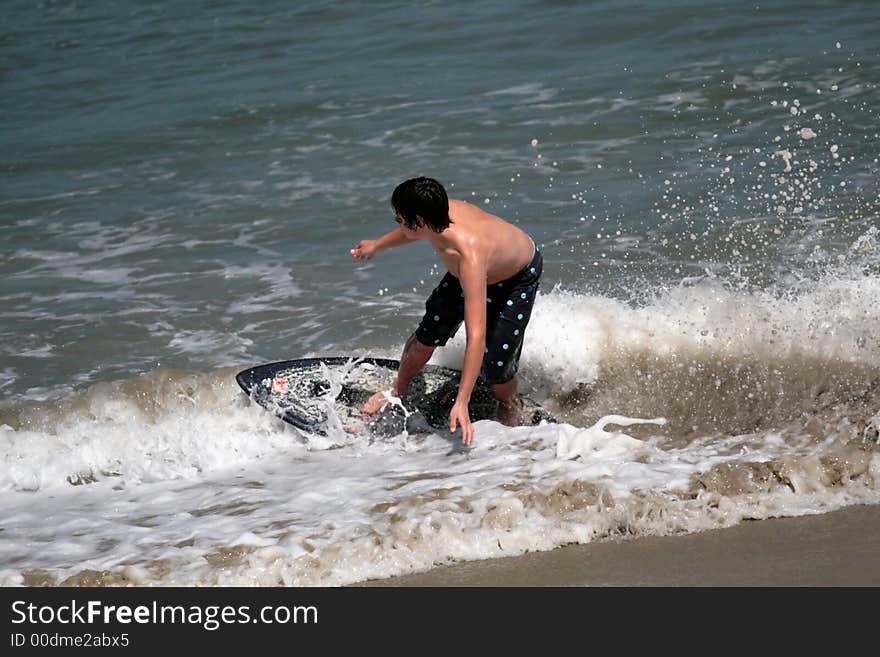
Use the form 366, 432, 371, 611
1, 0, 879, 586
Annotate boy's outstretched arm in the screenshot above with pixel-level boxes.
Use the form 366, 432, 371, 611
448, 254, 487, 447
351, 228, 410, 261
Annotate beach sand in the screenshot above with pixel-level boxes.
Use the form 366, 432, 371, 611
361, 503, 880, 586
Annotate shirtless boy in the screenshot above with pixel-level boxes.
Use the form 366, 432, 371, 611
350, 177, 542, 446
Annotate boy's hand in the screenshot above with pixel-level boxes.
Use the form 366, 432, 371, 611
449, 398, 474, 446
351, 240, 378, 261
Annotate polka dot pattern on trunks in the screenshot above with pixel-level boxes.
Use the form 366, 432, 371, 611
415, 248, 541, 385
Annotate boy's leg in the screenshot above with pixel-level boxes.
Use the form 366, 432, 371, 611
482, 250, 542, 426
362, 333, 434, 414
363, 272, 462, 415
491, 376, 522, 427
395, 332, 435, 395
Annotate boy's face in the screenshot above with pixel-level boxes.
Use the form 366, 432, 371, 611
395, 212, 424, 238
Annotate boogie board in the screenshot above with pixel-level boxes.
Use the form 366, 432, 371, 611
235, 356, 556, 437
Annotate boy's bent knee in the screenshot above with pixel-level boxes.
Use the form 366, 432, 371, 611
490, 376, 518, 402
408, 332, 437, 353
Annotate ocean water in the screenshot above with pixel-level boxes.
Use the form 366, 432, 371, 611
1, 0, 879, 586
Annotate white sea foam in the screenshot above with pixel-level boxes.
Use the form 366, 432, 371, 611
1, 267, 878, 586
3, 404, 875, 587
555, 415, 667, 460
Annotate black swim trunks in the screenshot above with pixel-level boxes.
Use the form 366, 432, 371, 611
415, 246, 542, 384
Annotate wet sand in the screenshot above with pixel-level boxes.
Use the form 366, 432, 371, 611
362, 504, 880, 586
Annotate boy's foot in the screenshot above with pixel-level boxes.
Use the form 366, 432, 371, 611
362, 390, 392, 415
496, 395, 523, 427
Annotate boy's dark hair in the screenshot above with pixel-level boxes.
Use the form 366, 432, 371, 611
391, 177, 451, 232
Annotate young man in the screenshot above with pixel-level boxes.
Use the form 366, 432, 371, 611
350, 177, 542, 446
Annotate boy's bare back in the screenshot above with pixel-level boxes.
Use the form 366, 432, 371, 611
431, 199, 535, 284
